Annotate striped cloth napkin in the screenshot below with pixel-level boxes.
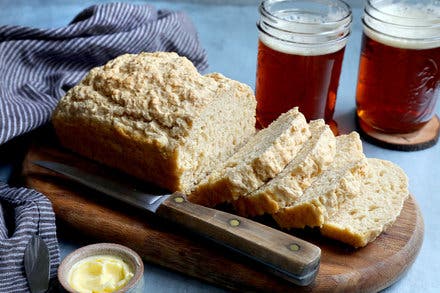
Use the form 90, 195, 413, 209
0, 3, 207, 292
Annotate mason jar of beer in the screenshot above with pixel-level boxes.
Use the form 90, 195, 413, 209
356, 0, 440, 134
255, 0, 352, 133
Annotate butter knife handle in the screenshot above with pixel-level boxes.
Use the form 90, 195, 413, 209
156, 193, 320, 286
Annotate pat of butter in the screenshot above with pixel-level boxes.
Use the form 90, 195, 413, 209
68, 255, 134, 293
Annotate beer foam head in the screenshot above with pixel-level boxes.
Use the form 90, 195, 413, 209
380, 2, 440, 18
364, 0, 440, 49
259, 33, 348, 56
278, 9, 348, 24
258, 0, 352, 56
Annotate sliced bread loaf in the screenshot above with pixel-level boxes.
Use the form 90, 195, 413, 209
320, 158, 409, 247
232, 119, 336, 217
52, 52, 256, 193
188, 107, 311, 207
273, 132, 366, 229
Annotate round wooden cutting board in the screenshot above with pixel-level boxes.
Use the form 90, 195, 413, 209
21, 134, 424, 292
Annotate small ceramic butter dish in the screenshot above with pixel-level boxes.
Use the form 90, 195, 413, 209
58, 243, 144, 293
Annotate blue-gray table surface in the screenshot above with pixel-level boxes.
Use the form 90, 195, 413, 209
0, 0, 439, 292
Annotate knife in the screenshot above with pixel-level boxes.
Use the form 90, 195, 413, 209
24, 234, 50, 293
33, 160, 320, 286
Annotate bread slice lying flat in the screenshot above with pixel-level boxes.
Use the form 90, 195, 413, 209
273, 132, 365, 229
321, 158, 409, 247
188, 107, 310, 207
232, 119, 336, 217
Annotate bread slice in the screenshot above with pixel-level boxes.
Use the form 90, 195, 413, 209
232, 119, 336, 217
321, 158, 409, 247
188, 107, 310, 207
52, 52, 256, 193
273, 132, 365, 229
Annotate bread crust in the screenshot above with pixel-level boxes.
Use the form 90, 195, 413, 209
188, 108, 310, 206
273, 160, 367, 228
233, 120, 336, 217
52, 52, 256, 192
272, 132, 366, 228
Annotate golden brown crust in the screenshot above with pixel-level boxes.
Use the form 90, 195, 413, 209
52, 52, 256, 192
271, 133, 366, 229
273, 201, 325, 229
319, 224, 366, 247
188, 108, 310, 207
53, 117, 182, 190
233, 120, 336, 217
272, 160, 367, 229
233, 192, 280, 216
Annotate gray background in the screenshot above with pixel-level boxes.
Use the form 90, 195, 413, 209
0, 0, 438, 292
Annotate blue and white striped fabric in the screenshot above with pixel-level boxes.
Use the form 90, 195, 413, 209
0, 2, 208, 144
0, 183, 59, 292
0, 3, 207, 292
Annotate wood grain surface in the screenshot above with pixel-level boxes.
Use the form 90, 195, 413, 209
21, 133, 424, 292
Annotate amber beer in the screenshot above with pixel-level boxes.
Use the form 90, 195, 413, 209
356, 0, 440, 133
255, 0, 352, 132
256, 40, 345, 131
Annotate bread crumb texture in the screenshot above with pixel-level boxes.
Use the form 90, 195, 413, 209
272, 133, 408, 247
321, 158, 409, 247
52, 52, 256, 193
272, 132, 365, 227
233, 119, 336, 217
188, 107, 310, 206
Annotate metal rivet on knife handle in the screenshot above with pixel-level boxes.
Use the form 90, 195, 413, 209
288, 243, 301, 252
229, 219, 240, 227
173, 196, 185, 203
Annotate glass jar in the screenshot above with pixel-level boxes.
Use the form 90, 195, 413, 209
256, 0, 352, 134
356, 0, 440, 133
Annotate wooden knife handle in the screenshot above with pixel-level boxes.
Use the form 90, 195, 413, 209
156, 193, 321, 286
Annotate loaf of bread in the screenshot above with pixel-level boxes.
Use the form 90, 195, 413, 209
52, 51, 409, 248
232, 119, 336, 217
320, 158, 409, 247
272, 132, 366, 229
52, 52, 256, 193
188, 107, 311, 207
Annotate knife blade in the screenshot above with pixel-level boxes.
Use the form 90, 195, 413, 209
33, 160, 320, 286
